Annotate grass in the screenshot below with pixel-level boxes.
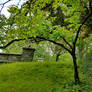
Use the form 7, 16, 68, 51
0, 61, 90, 92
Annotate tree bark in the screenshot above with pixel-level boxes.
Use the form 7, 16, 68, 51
72, 54, 80, 84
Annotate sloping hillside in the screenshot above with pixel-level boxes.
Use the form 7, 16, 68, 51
0, 62, 89, 92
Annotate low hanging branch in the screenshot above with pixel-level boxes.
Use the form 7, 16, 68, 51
0, 36, 72, 54
40, 37, 72, 54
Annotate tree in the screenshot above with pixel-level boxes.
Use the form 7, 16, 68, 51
0, 0, 92, 84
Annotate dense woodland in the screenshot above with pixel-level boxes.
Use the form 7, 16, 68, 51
0, 0, 92, 92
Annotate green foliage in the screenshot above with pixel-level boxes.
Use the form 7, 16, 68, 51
0, 0, 85, 42
0, 0, 91, 52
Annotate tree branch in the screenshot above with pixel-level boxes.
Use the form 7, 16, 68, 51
66, 11, 81, 18
73, 0, 92, 47
73, 12, 92, 48
36, 36, 72, 54
0, 0, 11, 14
0, 36, 72, 54
89, 0, 92, 13
0, 0, 11, 5
62, 37, 73, 49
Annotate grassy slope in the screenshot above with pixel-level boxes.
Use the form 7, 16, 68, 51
0, 62, 89, 92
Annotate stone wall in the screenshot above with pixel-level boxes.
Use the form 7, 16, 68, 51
0, 48, 35, 63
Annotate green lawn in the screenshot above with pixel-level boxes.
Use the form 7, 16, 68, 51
0, 62, 90, 92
